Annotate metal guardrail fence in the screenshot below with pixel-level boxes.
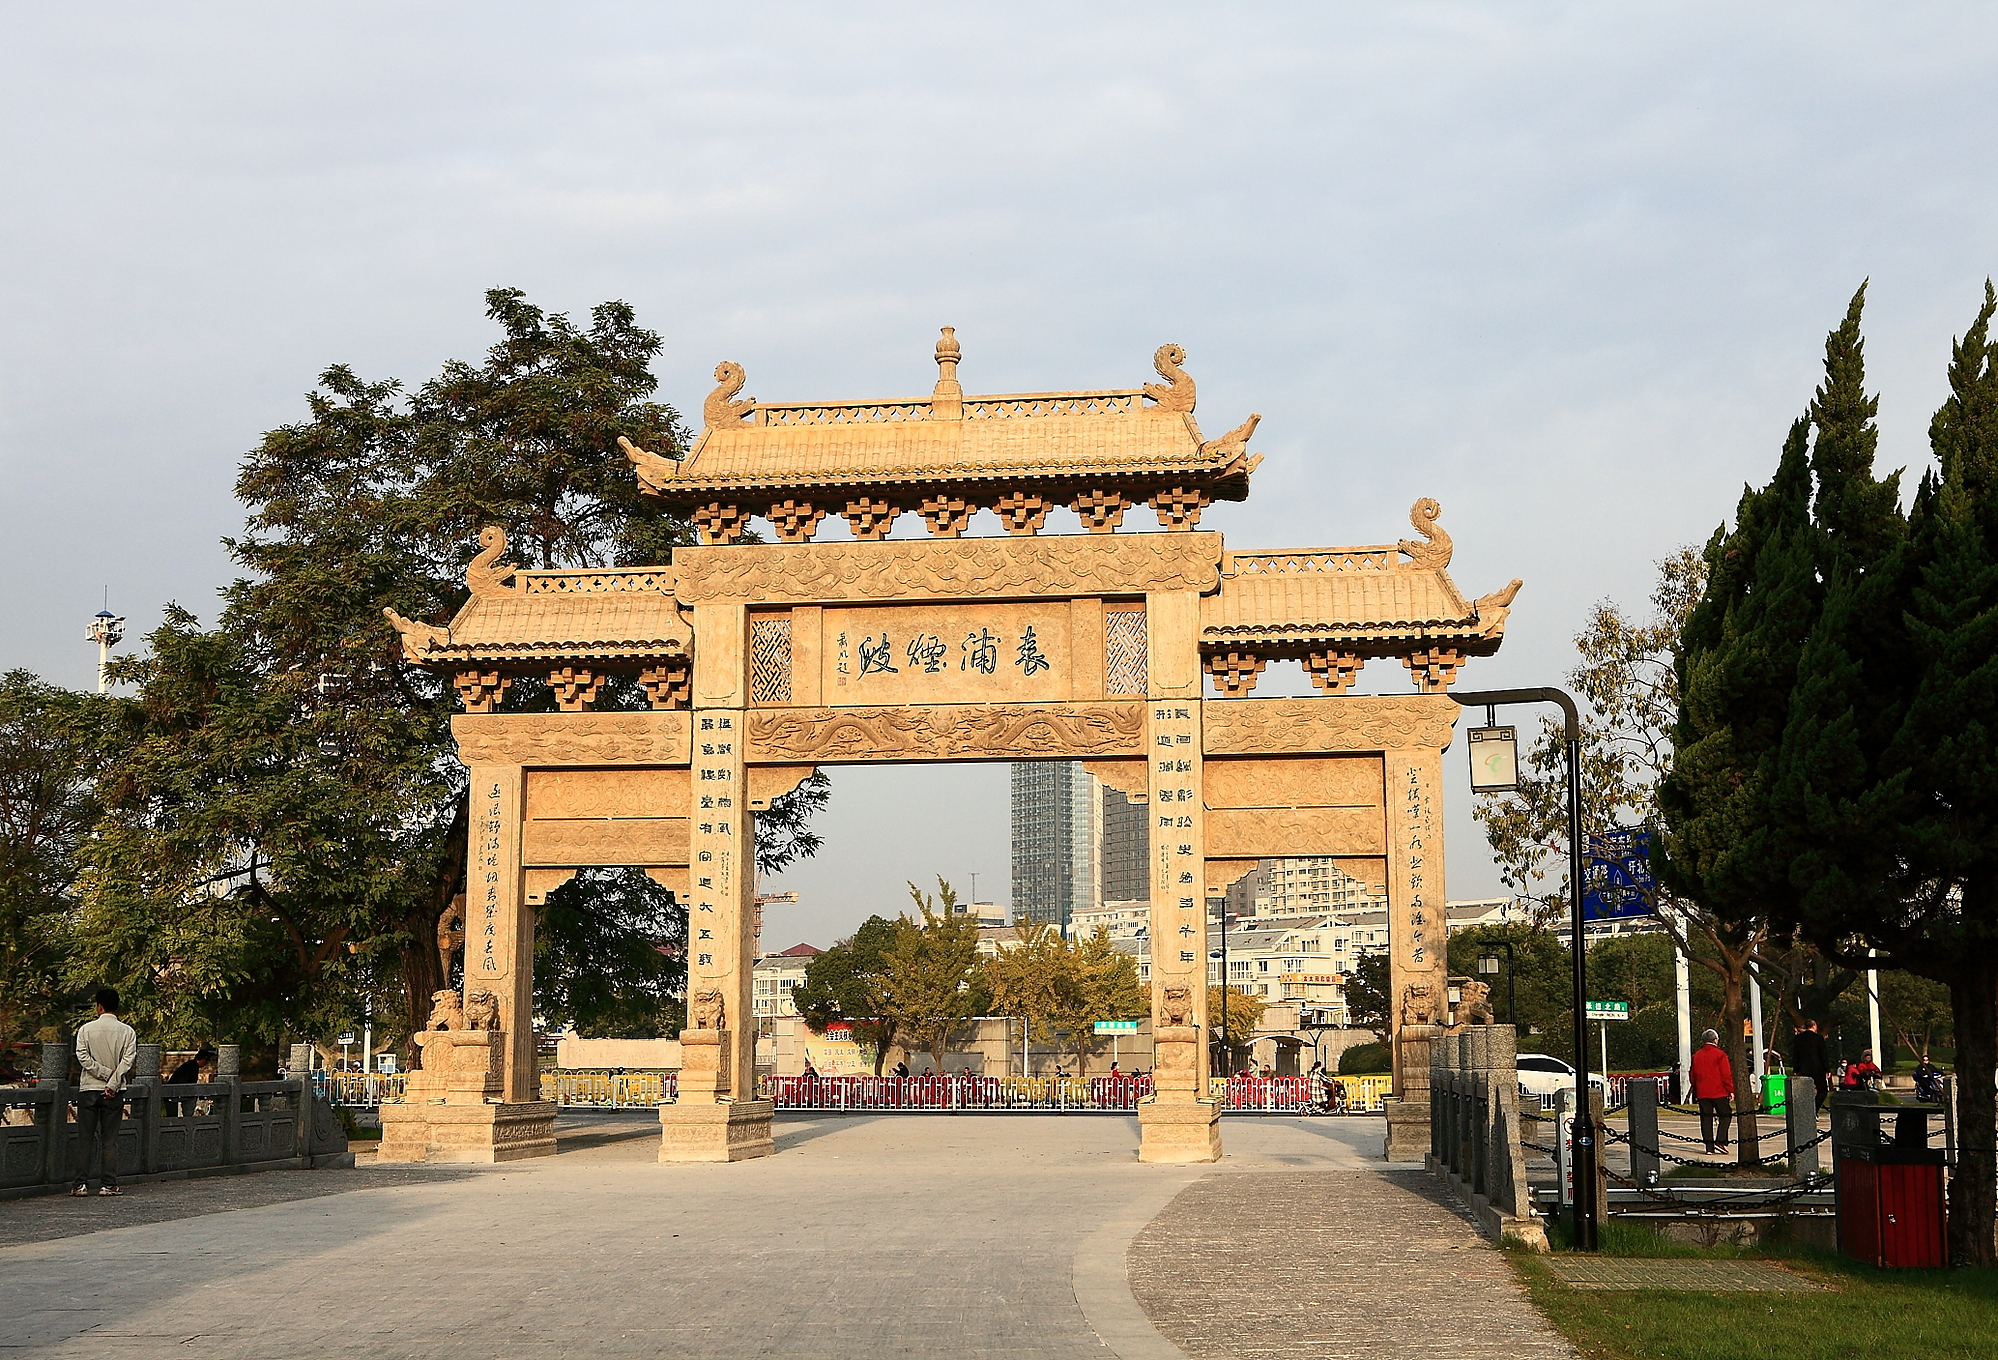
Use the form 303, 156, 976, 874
333, 1068, 1397, 1114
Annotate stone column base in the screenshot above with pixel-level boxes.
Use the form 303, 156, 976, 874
1137, 1099, 1222, 1163
1383, 1098, 1431, 1162
375, 1100, 557, 1163
658, 1099, 775, 1163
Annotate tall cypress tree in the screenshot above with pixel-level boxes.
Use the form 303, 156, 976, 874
1776, 284, 1998, 1265
1659, 418, 1817, 1164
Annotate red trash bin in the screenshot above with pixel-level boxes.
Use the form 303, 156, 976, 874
1832, 1096, 1948, 1268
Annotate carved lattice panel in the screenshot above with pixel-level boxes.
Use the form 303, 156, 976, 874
750, 615, 794, 704
1104, 606, 1148, 696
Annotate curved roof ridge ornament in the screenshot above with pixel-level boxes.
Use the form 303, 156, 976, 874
1472, 578, 1524, 638
703, 360, 756, 430
1143, 343, 1196, 413
619, 435, 679, 494
466, 526, 519, 599
382, 607, 451, 663
1398, 497, 1453, 570
1198, 411, 1262, 476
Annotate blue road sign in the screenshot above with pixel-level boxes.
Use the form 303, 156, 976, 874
1583, 828, 1656, 921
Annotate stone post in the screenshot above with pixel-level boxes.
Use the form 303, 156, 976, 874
217, 1045, 242, 1166
1381, 703, 1457, 1161
661, 598, 774, 1162
134, 1043, 162, 1174
1138, 587, 1220, 1163
39, 1040, 70, 1187
1786, 1075, 1820, 1176
1627, 1077, 1660, 1186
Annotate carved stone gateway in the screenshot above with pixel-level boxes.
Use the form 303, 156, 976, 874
383, 332, 1521, 1164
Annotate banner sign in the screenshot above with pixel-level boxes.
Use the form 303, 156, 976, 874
1583, 828, 1656, 921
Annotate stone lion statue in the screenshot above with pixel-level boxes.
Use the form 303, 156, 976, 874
425, 989, 465, 1032
1400, 982, 1438, 1029
463, 989, 501, 1032
690, 989, 726, 1031
1455, 979, 1496, 1026
1159, 985, 1194, 1028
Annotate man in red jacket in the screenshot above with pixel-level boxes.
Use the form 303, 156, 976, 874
1690, 1028, 1735, 1154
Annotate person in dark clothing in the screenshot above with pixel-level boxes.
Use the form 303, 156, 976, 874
1790, 1020, 1831, 1110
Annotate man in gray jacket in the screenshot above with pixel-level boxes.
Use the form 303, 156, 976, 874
73, 988, 136, 1196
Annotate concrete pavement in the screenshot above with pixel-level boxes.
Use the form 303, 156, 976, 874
0, 1111, 1568, 1359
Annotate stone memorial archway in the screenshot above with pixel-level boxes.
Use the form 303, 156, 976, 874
377, 333, 1521, 1164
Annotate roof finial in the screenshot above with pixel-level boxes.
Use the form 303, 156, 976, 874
932, 326, 963, 420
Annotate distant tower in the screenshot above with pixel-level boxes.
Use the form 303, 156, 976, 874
86, 608, 124, 694
1009, 762, 1099, 935
1098, 787, 1150, 904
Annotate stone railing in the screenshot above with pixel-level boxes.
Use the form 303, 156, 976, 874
1427, 1025, 1546, 1250
1221, 546, 1399, 575
0, 1041, 349, 1199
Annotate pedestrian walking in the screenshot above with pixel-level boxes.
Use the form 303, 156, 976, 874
1690, 1028, 1734, 1155
1790, 1019, 1831, 1111
72, 988, 136, 1197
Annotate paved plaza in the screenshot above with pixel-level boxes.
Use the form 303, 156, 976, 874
0, 1112, 1570, 1359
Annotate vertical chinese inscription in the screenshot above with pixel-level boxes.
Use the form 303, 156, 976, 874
689, 707, 754, 1100
1146, 695, 1205, 1099
479, 779, 503, 977
1403, 764, 1432, 971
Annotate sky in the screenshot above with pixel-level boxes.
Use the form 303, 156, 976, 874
5, 5, 1997, 950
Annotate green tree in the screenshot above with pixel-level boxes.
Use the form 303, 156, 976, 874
1345, 950, 1392, 1042
0, 673, 108, 1046
72, 288, 828, 1056
1874, 970, 1953, 1067
535, 868, 687, 1038
1772, 282, 1998, 1263
1209, 984, 1266, 1072
879, 878, 989, 1074
790, 914, 903, 1074
986, 921, 1070, 1075
1048, 926, 1147, 1076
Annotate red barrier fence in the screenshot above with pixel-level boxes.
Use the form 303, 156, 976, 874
761, 1073, 1392, 1113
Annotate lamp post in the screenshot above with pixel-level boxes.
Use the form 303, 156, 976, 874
1453, 685, 1596, 1251
1478, 940, 1517, 1026
86, 609, 124, 694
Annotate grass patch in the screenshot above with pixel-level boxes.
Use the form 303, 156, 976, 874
1508, 1223, 1998, 1359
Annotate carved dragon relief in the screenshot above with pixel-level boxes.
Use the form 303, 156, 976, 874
746, 703, 1145, 763
1472, 578, 1525, 640
1143, 343, 1196, 413
703, 361, 756, 429
1202, 696, 1460, 755
467, 527, 520, 599
451, 713, 691, 767
383, 608, 451, 662
1397, 498, 1453, 570
673, 535, 1222, 604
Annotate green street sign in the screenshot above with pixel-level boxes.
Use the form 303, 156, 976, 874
1094, 1020, 1140, 1034
1584, 1001, 1631, 1022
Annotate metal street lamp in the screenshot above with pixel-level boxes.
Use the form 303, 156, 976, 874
1452, 685, 1597, 1251
85, 609, 124, 694
1478, 940, 1517, 1026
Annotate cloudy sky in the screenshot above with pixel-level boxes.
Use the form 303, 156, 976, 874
5, 5, 1996, 948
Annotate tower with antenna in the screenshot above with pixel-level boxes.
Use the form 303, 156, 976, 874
85, 592, 124, 694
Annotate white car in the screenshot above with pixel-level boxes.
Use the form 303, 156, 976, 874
1515, 1053, 1608, 1101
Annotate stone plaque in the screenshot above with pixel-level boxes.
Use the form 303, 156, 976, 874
820, 602, 1073, 706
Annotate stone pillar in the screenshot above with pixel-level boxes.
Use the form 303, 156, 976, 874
662, 600, 773, 1162
463, 759, 535, 1103
1383, 712, 1455, 1160
38, 1041, 69, 1186
216, 1044, 241, 1079
1139, 587, 1220, 1163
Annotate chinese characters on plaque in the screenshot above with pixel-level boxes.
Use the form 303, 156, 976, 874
822, 603, 1069, 704
691, 713, 739, 973
1404, 765, 1433, 969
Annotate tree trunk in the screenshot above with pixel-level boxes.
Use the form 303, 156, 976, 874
1718, 956, 1762, 1168
1947, 952, 1998, 1267
399, 794, 467, 1067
